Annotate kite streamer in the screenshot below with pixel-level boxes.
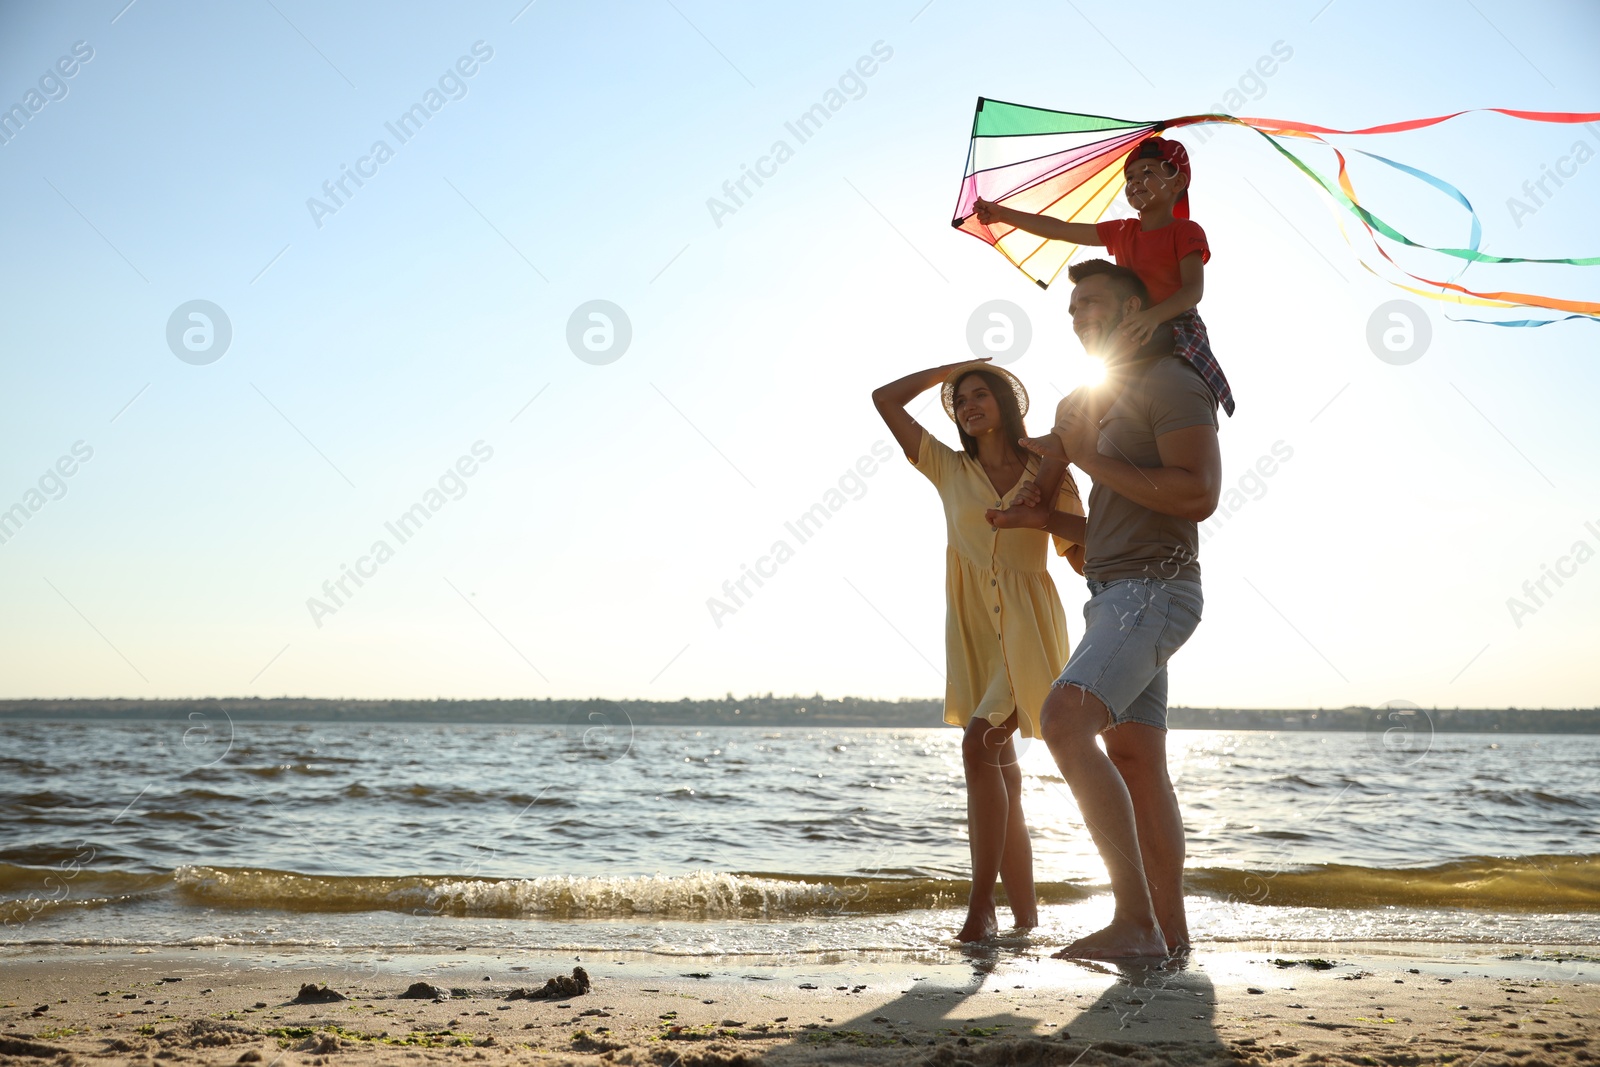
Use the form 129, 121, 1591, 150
951, 98, 1600, 325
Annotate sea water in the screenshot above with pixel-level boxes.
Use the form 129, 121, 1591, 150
2, 720, 1596, 954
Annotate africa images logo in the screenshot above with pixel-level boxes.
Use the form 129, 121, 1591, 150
166, 300, 232, 365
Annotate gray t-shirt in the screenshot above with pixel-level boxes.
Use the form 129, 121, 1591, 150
1054, 356, 1219, 585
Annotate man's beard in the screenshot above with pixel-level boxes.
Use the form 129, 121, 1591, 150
1081, 308, 1126, 359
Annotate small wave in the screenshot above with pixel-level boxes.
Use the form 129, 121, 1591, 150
170, 787, 244, 803
10, 854, 1600, 926
142, 810, 211, 823
1462, 788, 1588, 809
0, 758, 52, 774
153, 866, 1096, 919
2, 790, 91, 809
0, 863, 171, 924
240, 763, 339, 778
1191, 853, 1600, 911
0, 846, 116, 869
503, 793, 573, 809
341, 784, 575, 808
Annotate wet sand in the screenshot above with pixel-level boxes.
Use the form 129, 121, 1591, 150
0, 943, 1594, 1065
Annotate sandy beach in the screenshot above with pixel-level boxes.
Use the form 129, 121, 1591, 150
1, 944, 1593, 1066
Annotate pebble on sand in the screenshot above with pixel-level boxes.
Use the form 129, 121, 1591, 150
399, 982, 450, 1001
289, 983, 346, 1004
505, 966, 591, 1001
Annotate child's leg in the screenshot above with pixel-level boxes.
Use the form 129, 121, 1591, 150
1031, 453, 1067, 504
1171, 310, 1234, 417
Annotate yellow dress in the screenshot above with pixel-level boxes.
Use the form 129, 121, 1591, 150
913, 429, 1083, 739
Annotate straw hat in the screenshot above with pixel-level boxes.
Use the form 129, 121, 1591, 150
941, 360, 1030, 424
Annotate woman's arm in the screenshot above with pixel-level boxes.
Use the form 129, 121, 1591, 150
1026, 455, 1088, 575
984, 492, 1088, 572
1046, 512, 1088, 575
872, 360, 980, 462
986, 464, 1089, 567
974, 198, 1104, 246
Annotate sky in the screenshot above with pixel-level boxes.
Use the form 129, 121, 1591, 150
1, 0, 1596, 710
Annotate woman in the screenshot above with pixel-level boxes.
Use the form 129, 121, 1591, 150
872, 359, 1085, 942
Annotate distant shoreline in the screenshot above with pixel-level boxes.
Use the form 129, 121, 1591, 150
1, 698, 1597, 733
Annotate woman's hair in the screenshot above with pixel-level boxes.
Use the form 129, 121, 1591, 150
952, 369, 1027, 459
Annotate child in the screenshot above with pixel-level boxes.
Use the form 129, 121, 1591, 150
974, 136, 1234, 416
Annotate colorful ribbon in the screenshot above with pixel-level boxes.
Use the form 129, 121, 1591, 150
954, 99, 1600, 324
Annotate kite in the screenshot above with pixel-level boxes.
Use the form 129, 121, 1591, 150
951, 98, 1600, 325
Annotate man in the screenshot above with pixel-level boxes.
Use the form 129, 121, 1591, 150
990, 258, 1222, 958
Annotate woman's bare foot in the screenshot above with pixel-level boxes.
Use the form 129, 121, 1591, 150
956, 904, 999, 943
1050, 918, 1167, 959
1010, 905, 1039, 931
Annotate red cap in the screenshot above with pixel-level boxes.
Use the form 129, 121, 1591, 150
1124, 136, 1191, 218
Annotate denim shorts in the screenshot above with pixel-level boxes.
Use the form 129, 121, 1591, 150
1051, 578, 1203, 731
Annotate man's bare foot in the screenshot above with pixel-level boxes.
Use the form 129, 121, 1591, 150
1010, 906, 1039, 931
956, 905, 998, 943
1050, 919, 1167, 959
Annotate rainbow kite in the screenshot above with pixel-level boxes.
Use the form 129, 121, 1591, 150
952, 97, 1600, 325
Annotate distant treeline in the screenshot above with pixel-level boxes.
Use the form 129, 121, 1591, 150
0, 697, 1598, 734
1167, 706, 1600, 734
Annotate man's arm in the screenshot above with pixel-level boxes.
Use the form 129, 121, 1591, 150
1072, 423, 1221, 522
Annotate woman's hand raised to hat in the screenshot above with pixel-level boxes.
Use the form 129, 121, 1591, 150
872, 358, 992, 462
890, 359, 991, 399
928, 357, 990, 386
927, 356, 989, 373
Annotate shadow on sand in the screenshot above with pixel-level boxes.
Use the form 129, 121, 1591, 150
762, 942, 1225, 1066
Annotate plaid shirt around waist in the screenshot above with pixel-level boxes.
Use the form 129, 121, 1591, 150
1170, 309, 1235, 417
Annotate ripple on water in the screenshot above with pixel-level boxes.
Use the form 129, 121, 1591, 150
3, 723, 1599, 929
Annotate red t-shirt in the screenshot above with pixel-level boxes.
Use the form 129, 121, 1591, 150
1094, 218, 1210, 306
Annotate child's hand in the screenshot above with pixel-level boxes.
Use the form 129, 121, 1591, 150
1116, 308, 1165, 347
973, 198, 1002, 225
